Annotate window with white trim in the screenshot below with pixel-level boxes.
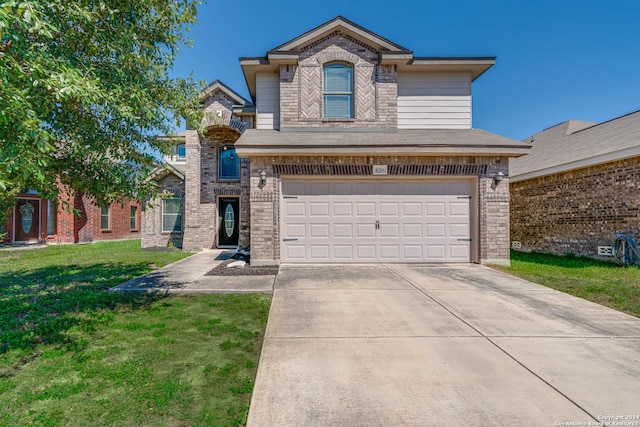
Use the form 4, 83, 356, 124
176, 144, 186, 159
162, 198, 182, 232
323, 63, 354, 119
130, 206, 137, 231
101, 204, 110, 230
47, 200, 56, 235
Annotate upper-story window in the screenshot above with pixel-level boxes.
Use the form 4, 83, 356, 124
219, 146, 240, 180
323, 63, 353, 119
175, 144, 186, 160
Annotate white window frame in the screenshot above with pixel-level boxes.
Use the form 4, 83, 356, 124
323, 62, 354, 119
162, 198, 182, 233
101, 204, 110, 231
130, 206, 137, 231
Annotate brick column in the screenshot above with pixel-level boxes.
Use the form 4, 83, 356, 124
478, 158, 511, 266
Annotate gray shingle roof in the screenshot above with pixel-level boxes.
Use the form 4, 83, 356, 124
235, 128, 530, 157
511, 110, 640, 181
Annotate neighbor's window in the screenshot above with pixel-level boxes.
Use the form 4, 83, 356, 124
218, 146, 240, 180
130, 206, 137, 231
323, 63, 353, 119
162, 198, 182, 232
176, 144, 186, 159
47, 200, 56, 235
101, 204, 110, 230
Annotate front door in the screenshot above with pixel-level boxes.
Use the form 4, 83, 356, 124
15, 199, 40, 242
218, 198, 239, 247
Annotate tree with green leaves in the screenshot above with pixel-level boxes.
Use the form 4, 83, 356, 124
0, 0, 204, 213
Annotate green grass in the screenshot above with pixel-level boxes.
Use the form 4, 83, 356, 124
493, 250, 640, 318
0, 240, 271, 426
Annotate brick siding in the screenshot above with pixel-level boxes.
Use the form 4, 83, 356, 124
249, 155, 510, 265
141, 174, 185, 249
280, 33, 397, 129
4, 190, 140, 244
510, 156, 640, 257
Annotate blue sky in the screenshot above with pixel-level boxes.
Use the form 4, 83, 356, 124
171, 0, 640, 140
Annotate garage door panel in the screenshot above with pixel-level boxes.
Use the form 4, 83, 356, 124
400, 181, 423, 195
379, 245, 400, 260
356, 245, 376, 260
449, 244, 471, 260
284, 181, 306, 195
379, 181, 400, 195
355, 181, 376, 195
356, 223, 376, 238
333, 181, 353, 195
333, 245, 353, 259
285, 244, 306, 260
379, 223, 400, 238
426, 202, 446, 216
379, 202, 399, 216
281, 179, 472, 263
333, 223, 354, 238
402, 202, 422, 216
449, 223, 469, 237
309, 245, 330, 260
309, 181, 330, 195
402, 223, 422, 238
356, 202, 376, 216
447, 181, 471, 195
449, 201, 469, 216
426, 223, 446, 238
332, 202, 352, 216
286, 223, 306, 238
426, 245, 446, 260
309, 202, 329, 217
424, 182, 447, 195
403, 245, 423, 259
309, 223, 330, 238
286, 202, 306, 216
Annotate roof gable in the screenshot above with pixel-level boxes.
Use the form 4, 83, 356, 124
270, 16, 411, 54
200, 80, 253, 107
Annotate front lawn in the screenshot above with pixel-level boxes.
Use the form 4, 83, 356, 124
493, 250, 640, 318
0, 240, 271, 426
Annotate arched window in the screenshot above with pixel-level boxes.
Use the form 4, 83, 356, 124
323, 63, 353, 119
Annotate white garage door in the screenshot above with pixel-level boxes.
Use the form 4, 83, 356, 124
281, 179, 473, 263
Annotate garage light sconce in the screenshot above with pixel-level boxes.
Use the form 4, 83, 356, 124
493, 171, 505, 184
259, 170, 267, 187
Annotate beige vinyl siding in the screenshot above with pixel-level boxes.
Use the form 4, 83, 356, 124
256, 73, 280, 130
397, 72, 472, 129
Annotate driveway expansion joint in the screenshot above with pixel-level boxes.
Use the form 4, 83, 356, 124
383, 263, 600, 423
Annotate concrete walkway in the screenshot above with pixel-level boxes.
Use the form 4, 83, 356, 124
248, 264, 640, 426
110, 249, 275, 294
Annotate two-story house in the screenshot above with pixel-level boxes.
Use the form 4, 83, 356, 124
142, 16, 530, 266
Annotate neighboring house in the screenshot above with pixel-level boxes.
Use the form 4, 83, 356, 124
142, 16, 530, 265
3, 189, 141, 245
510, 109, 640, 257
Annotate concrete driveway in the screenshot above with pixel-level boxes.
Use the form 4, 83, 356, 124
247, 264, 640, 426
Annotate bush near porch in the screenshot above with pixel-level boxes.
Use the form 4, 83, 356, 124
0, 240, 271, 426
